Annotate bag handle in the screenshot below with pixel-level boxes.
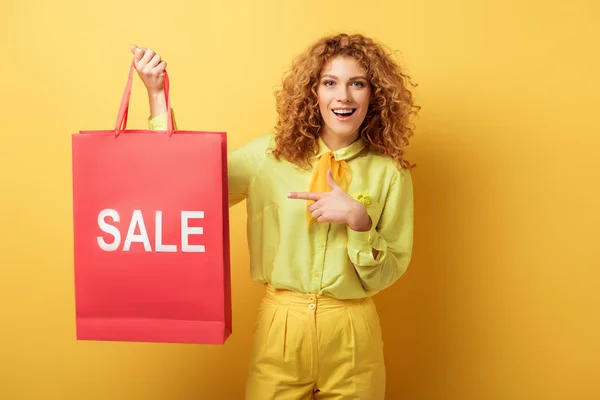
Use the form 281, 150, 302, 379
114, 61, 174, 137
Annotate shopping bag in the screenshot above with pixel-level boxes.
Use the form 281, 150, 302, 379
71, 62, 231, 344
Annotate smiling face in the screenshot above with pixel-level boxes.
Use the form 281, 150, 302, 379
317, 56, 371, 149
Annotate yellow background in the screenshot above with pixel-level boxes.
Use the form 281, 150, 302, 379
1, 0, 599, 398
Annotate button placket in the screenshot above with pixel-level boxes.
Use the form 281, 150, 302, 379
312, 224, 328, 292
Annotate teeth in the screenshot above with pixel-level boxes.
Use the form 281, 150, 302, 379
333, 109, 354, 115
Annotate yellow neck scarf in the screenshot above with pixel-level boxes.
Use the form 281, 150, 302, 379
306, 151, 352, 225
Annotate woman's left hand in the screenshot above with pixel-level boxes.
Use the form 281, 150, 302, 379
288, 169, 372, 232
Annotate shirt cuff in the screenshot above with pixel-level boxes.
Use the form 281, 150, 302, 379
347, 220, 384, 265
148, 110, 175, 130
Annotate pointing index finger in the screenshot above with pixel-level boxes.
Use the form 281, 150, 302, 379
288, 192, 323, 201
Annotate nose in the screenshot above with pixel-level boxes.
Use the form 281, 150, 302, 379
336, 86, 352, 103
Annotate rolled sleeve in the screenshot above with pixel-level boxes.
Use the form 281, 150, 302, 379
346, 169, 414, 291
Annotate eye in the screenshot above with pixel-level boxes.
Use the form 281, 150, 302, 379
323, 80, 335, 87
351, 81, 366, 87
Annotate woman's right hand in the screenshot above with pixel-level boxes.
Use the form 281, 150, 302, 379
129, 44, 168, 118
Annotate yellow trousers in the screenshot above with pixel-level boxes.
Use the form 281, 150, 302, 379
246, 284, 386, 400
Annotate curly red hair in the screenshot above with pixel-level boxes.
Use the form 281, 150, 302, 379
271, 33, 420, 170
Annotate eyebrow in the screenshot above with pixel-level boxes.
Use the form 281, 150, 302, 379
321, 74, 368, 81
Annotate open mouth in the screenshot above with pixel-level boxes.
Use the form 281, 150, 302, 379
332, 109, 356, 119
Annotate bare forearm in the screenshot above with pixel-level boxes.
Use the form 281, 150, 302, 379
149, 90, 167, 119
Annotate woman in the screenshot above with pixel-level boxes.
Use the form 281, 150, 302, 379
132, 33, 419, 400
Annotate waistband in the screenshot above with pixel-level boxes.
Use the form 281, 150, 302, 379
263, 284, 371, 310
